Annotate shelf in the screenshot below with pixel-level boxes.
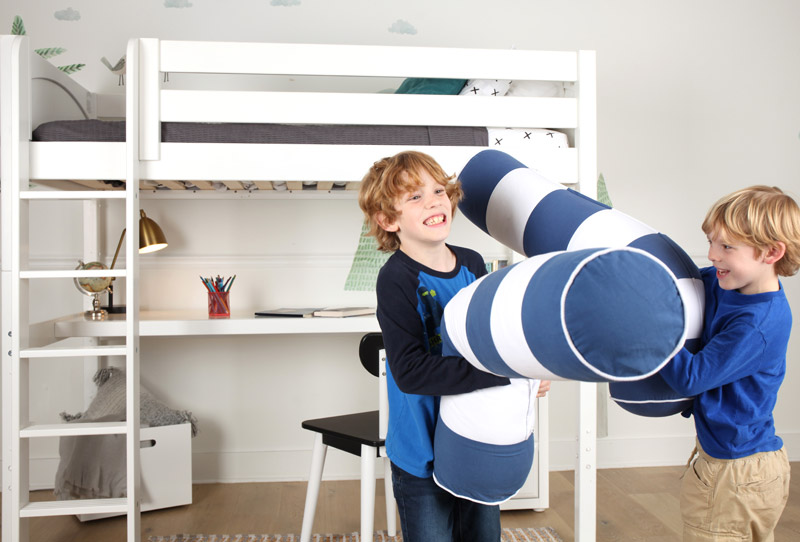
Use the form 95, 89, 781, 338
54, 310, 381, 338
20, 421, 127, 438
21, 338, 127, 358
20, 269, 126, 279
20, 498, 128, 518
21, 190, 127, 200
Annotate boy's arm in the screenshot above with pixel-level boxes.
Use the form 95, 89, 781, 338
376, 265, 509, 396
379, 305, 510, 395
659, 320, 766, 396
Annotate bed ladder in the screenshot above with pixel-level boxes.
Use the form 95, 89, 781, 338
1, 34, 142, 542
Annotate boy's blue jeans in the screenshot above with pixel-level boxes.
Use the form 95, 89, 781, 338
391, 462, 501, 542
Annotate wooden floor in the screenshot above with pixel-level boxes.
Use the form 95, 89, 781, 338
8, 463, 800, 541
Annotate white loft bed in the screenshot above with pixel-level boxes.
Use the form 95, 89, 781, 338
28, 40, 585, 192
1, 36, 598, 541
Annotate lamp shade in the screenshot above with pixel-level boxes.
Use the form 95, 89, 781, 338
110, 209, 168, 270
139, 209, 168, 254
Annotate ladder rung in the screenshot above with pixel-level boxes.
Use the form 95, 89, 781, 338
20, 269, 126, 279
20, 497, 128, 517
20, 421, 127, 438
21, 339, 127, 358
20, 190, 127, 200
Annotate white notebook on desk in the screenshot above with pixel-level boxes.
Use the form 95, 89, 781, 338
254, 308, 318, 317
254, 307, 375, 318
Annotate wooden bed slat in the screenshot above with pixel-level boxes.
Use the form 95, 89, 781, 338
157, 180, 187, 190
220, 181, 246, 191
31, 180, 111, 191
67, 179, 116, 190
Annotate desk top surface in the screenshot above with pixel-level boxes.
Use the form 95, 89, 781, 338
54, 310, 381, 338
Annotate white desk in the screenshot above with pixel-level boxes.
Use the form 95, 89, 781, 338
52, 310, 382, 339
46, 309, 567, 524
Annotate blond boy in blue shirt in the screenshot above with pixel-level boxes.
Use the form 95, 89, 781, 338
660, 185, 799, 541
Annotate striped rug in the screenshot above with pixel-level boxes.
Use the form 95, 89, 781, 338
148, 527, 562, 542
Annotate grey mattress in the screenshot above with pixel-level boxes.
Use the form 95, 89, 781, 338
32, 120, 489, 146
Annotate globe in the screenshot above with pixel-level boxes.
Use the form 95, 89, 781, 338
74, 261, 112, 321
74, 261, 112, 295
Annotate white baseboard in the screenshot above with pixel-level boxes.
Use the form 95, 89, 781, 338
12, 431, 800, 490
549, 431, 800, 471
549, 435, 695, 471
19, 447, 370, 490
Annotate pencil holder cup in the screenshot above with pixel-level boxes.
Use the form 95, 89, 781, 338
208, 291, 230, 318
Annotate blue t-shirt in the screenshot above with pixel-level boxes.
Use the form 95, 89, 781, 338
660, 266, 791, 459
375, 245, 509, 478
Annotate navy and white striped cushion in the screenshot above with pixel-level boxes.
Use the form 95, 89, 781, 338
433, 378, 537, 504
434, 247, 686, 503
441, 247, 686, 381
457, 149, 703, 416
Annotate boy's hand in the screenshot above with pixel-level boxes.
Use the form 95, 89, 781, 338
537, 380, 551, 397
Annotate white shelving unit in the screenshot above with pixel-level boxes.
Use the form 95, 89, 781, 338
1, 35, 142, 542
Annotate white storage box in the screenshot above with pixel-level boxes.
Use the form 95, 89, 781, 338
79, 423, 193, 521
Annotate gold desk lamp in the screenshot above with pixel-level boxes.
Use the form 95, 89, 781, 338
104, 209, 168, 314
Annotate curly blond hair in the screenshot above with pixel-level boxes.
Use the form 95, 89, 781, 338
358, 151, 463, 252
702, 185, 800, 277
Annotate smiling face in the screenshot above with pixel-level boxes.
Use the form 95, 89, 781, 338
706, 229, 781, 295
378, 168, 454, 264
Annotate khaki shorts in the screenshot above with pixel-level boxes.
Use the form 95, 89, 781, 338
680, 441, 790, 542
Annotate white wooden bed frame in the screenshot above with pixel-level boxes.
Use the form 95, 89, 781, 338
1, 35, 598, 542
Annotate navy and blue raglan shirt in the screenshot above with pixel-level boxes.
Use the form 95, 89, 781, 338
375, 245, 510, 478
660, 266, 791, 459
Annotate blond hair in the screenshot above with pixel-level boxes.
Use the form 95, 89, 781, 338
358, 151, 463, 252
702, 185, 800, 277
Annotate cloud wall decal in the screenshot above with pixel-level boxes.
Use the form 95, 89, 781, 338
54, 8, 81, 21
164, 0, 193, 8
389, 19, 417, 35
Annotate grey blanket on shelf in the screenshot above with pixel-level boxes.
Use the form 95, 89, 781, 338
54, 367, 198, 500
55, 413, 128, 500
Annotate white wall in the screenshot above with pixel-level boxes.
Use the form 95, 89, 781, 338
2, 0, 799, 486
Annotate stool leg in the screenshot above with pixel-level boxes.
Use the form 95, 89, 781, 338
382, 456, 397, 536
300, 433, 328, 542
361, 444, 377, 542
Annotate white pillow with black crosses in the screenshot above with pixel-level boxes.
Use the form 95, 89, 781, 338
459, 79, 512, 97
487, 128, 569, 150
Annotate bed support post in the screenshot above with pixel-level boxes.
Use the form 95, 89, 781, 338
138, 38, 161, 162
1, 34, 15, 542
574, 49, 599, 542
124, 37, 143, 542
575, 383, 597, 541
2, 33, 32, 542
